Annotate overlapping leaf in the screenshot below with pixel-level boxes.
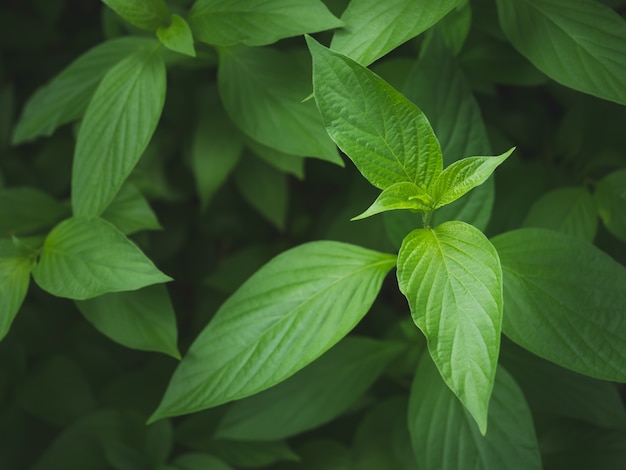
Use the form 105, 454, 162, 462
0, 239, 33, 341
157, 14, 196, 57
102, 0, 170, 30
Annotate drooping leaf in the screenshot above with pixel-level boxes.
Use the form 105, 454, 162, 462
76, 284, 180, 359
101, 183, 161, 235
492, 228, 626, 382
594, 169, 626, 242
188, 0, 342, 47
149, 241, 396, 422
523, 186, 597, 241
397, 221, 503, 434
408, 355, 541, 469
72, 41, 166, 217
307, 36, 442, 190
0, 239, 33, 341
11, 37, 154, 144
352, 182, 432, 220
497, 0, 626, 106
157, 14, 196, 57
102, 0, 170, 30
215, 336, 404, 441
0, 187, 69, 236
330, 0, 464, 65
32, 217, 171, 300
218, 45, 340, 164
429, 148, 515, 209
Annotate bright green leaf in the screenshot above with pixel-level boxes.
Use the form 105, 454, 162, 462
0, 187, 69, 236
408, 355, 541, 469
430, 148, 515, 209
215, 336, 404, 441
497, 0, 626, 106
149, 241, 396, 422
72, 42, 166, 217
218, 45, 340, 164
352, 182, 432, 220
492, 228, 626, 382
188, 0, 342, 47
101, 183, 161, 235
523, 186, 597, 241
32, 217, 171, 300
595, 169, 626, 242
307, 36, 442, 190
330, 0, 464, 65
76, 285, 180, 359
157, 14, 196, 57
102, 0, 170, 30
0, 239, 33, 341
397, 221, 503, 434
11, 37, 154, 144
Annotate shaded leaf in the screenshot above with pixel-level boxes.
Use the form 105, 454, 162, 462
595, 169, 626, 242
0, 187, 69, 236
101, 183, 161, 235
103, 0, 170, 30
0, 239, 33, 341
173, 453, 233, 470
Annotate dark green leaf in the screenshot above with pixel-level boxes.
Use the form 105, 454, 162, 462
0, 187, 69, 236
408, 355, 541, 469
72, 42, 166, 217
246, 139, 305, 180
397, 221, 503, 433
308, 36, 442, 190
102, 0, 170, 30
0, 239, 33, 341
497, 0, 626, 106
188, 0, 342, 47
76, 284, 180, 358
492, 228, 626, 382
439, 1, 472, 55
149, 241, 396, 421
199, 439, 299, 468
173, 453, 233, 470
595, 169, 626, 242
32, 217, 171, 300
101, 183, 161, 235
157, 14, 196, 57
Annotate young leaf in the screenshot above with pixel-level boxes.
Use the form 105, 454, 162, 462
397, 221, 503, 434
430, 148, 515, 209
352, 182, 432, 221
32, 217, 171, 300
497, 0, 626, 106
149, 241, 396, 422
215, 337, 404, 441
0, 187, 69, 236
0, 239, 33, 341
408, 355, 541, 469
594, 169, 626, 242
76, 285, 180, 359
157, 14, 196, 57
102, 0, 170, 30
307, 36, 442, 190
187, 0, 342, 47
330, 0, 464, 65
523, 186, 597, 241
101, 183, 161, 235
492, 228, 626, 382
72, 41, 166, 217
218, 46, 340, 164
11, 37, 154, 144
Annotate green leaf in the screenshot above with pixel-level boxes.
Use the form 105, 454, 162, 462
246, 139, 305, 180
101, 183, 161, 235
173, 453, 233, 470
187, 0, 342, 47
497, 0, 626, 106
218, 45, 340, 164
32, 217, 171, 300
215, 336, 404, 441
199, 439, 299, 468
439, 1, 472, 55
307, 36, 442, 190
149, 241, 396, 422
430, 148, 515, 209
0, 187, 69, 236
595, 169, 626, 242
102, 0, 170, 30
397, 221, 503, 434
352, 182, 433, 220
157, 14, 196, 57
330, 0, 464, 65
72, 41, 166, 217
523, 186, 597, 241
0, 239, 33, 341
408, 355, 541, 469
11, 37, 154, 144
76, 285, 180, 359
492, 228, 626, 382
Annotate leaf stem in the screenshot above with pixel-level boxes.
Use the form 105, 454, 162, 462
421, 211, 432, 229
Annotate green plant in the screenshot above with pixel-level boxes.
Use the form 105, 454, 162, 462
1, 0, 626, 468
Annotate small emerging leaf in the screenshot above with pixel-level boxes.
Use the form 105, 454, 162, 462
102, 0, 170, 30
352, 182, 432, 220
157, 14, 196, 57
